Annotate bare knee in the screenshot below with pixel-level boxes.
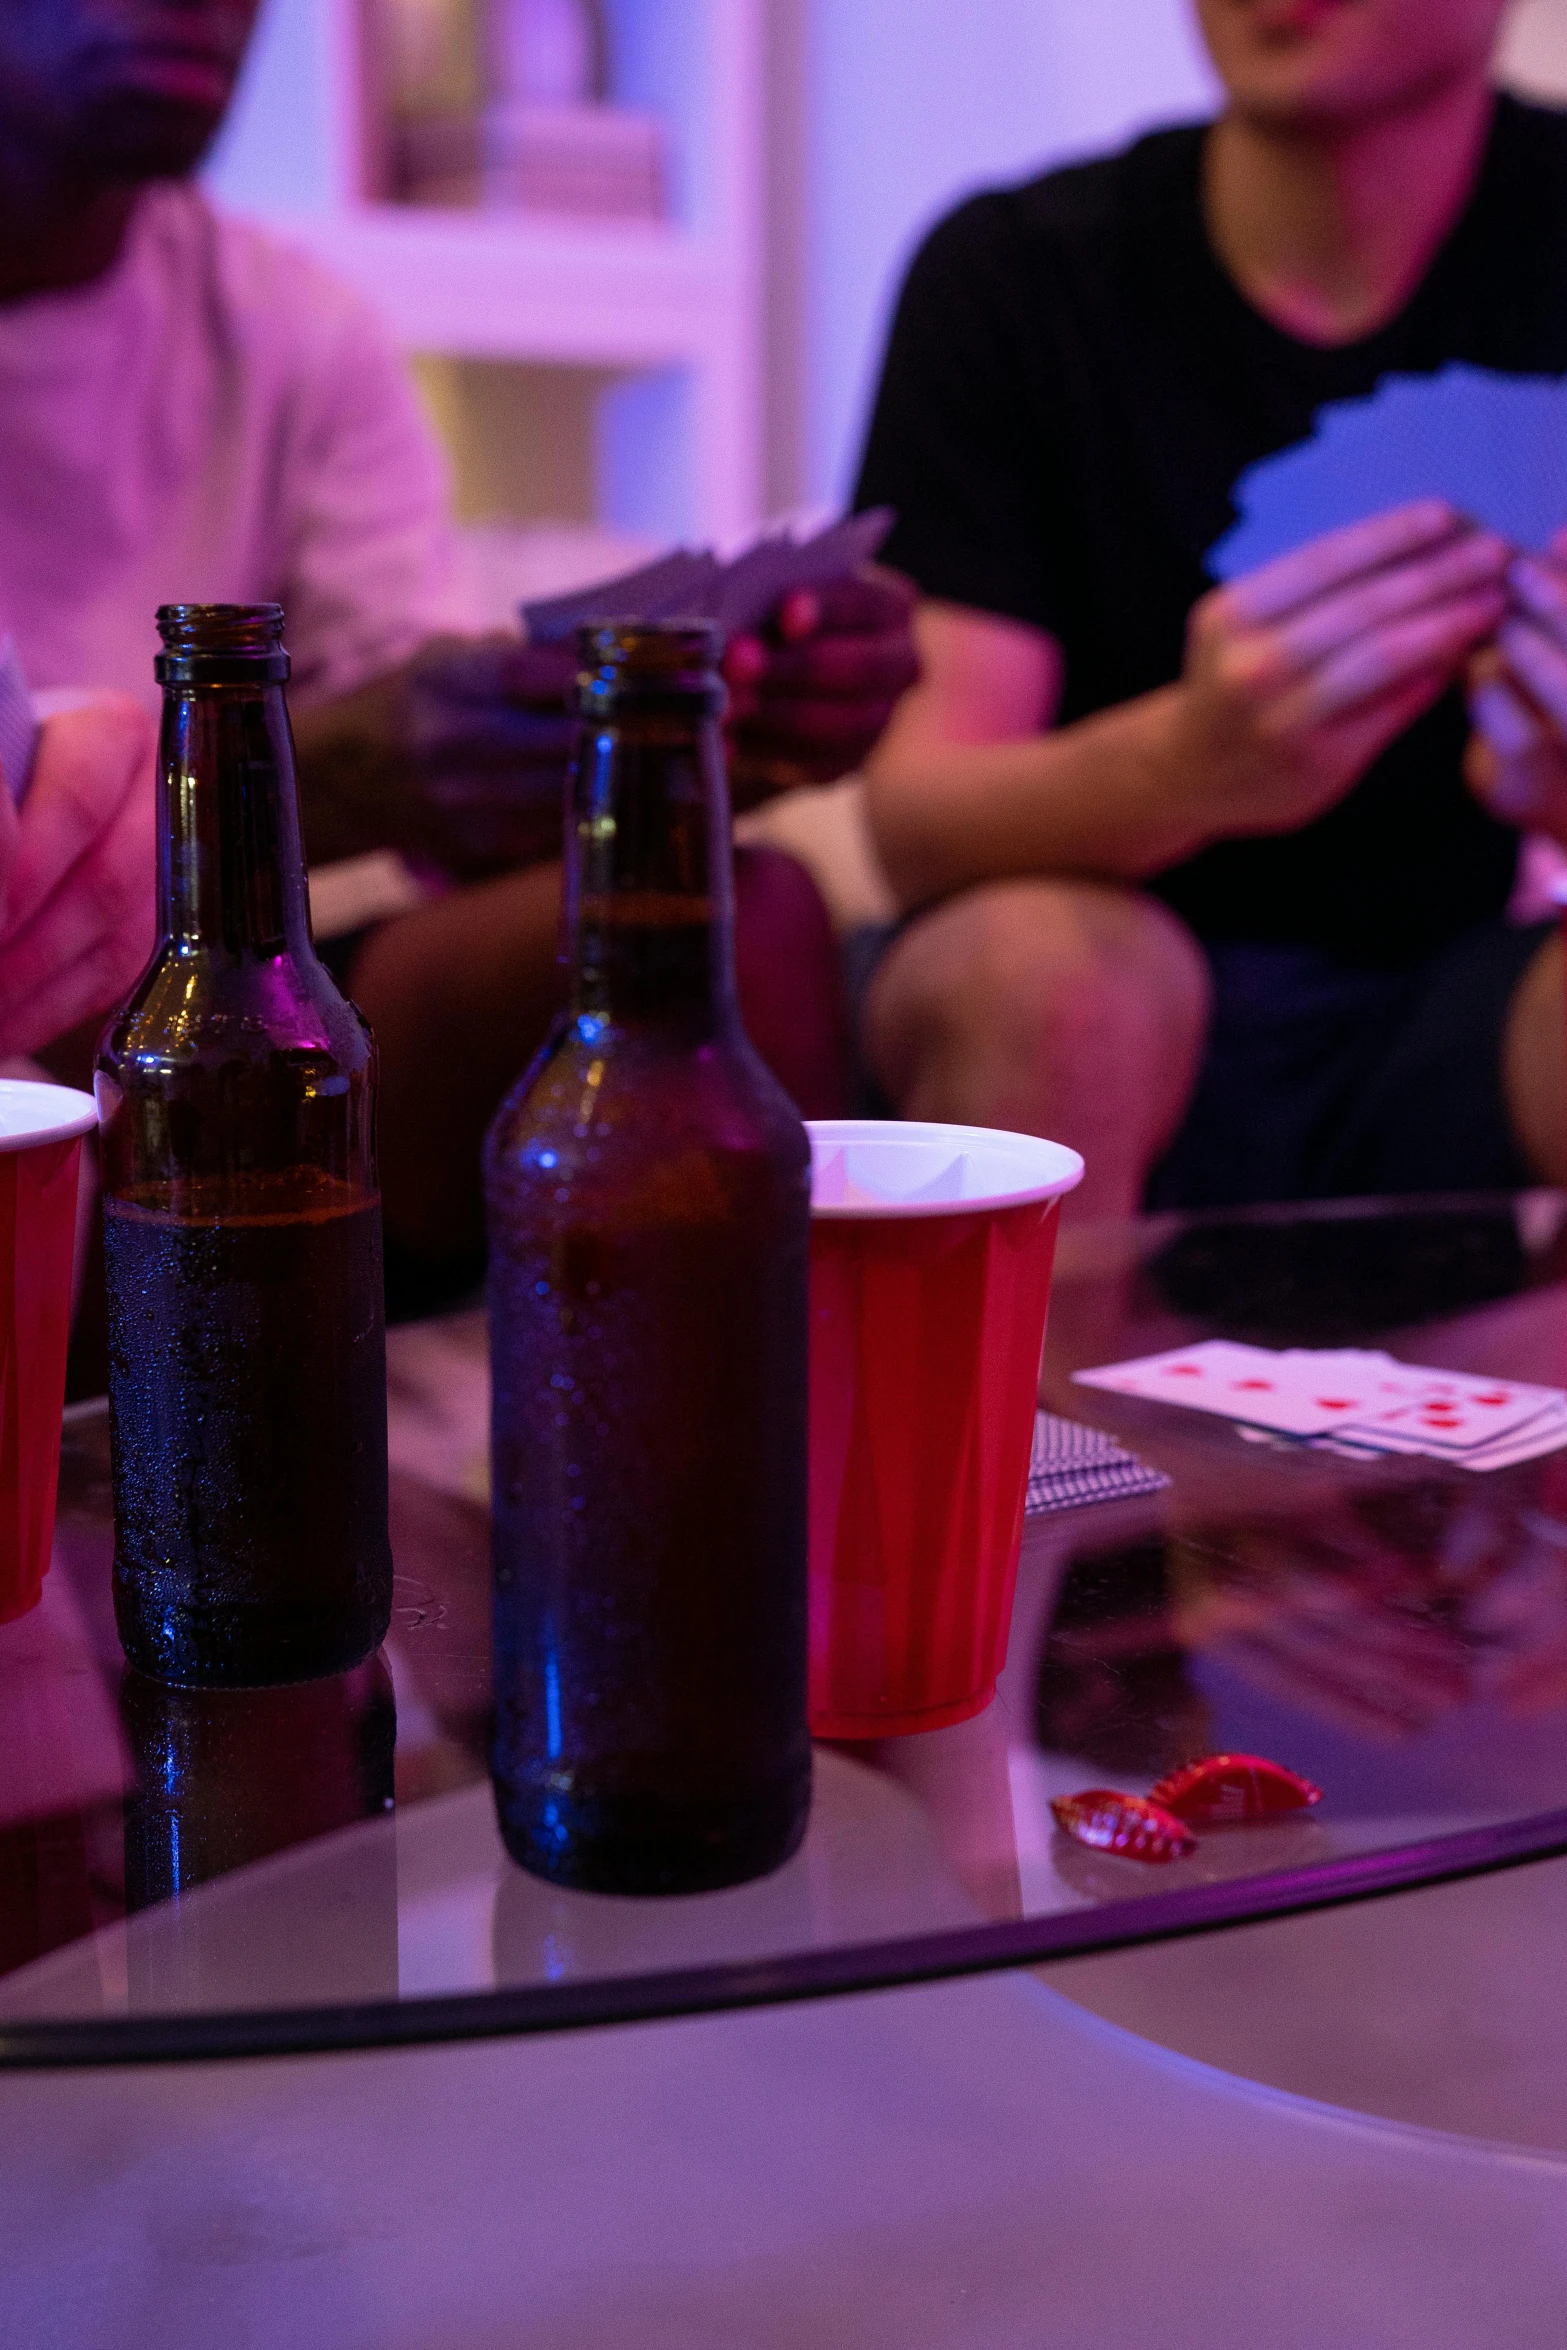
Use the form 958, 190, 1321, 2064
868, 879, 1208, 1107
864, 880, 1208, 1217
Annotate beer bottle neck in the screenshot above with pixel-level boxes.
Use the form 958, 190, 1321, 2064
565, 708, 737, 1030
157, 682, 314, 960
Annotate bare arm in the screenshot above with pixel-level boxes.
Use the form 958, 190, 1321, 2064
864, 602, 1186, 906
867, 503, 1509, 912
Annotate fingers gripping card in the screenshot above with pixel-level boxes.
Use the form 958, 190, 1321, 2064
520, 510, 895, 645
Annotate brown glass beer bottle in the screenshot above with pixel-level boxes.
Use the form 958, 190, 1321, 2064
485, 621, 812, 1894
97, 605, 392, 1687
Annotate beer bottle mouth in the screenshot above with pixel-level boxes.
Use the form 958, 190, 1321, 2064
155, 603, 290, 684
576, 620, 725, 717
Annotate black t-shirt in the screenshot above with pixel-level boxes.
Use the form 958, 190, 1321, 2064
855, 93, 1567, 965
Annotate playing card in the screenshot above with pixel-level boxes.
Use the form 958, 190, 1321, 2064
1453, 1407, 1567, 1471
1074, 1341, 1567, 1466
1322, 1402, 1567, 1472
520, 548, 720, 642
1073, 1340, 1411, 1436
0, 634, 38, 806
1328, 1376, 1566, 1456
1024, 1410, 1170, 1515
1209, 363, 1567, 580
714, 508, 895, 636
519, 508, 895, 646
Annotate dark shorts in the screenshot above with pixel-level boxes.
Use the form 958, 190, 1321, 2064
844, 914, 1556, 1211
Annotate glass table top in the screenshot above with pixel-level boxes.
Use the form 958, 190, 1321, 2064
8, 1190, 1567, 2067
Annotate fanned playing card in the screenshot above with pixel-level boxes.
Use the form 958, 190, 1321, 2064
714, 509, 895, 635
1209, 364, 1567, 579
0, 635, 38, 806
518, 549, 722, 643
521, 508, 894, 644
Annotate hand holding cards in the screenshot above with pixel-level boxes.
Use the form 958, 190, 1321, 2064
1075, 1340, 1567, 1471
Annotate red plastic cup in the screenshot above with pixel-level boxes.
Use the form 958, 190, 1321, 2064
0, 1082, 96, 1626
806, 1120, 1083, 1739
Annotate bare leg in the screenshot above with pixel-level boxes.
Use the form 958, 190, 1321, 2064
864, 878, 1211, 1222
351, 846, 849, 1266
1503, 928, 1567, 1181
350, 862, 567, 1266
731, 844, 850, 1119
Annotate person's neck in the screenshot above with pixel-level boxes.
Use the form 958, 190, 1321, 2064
1204, 74, 1496, 347
0, 150, 142, 303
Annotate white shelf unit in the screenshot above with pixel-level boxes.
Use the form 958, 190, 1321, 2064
205, 0, 764, 547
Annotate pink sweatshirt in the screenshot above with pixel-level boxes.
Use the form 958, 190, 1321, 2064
0, 182, 469, 710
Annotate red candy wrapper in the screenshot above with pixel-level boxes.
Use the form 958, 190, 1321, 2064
1149, 1753, 1322, 1826
1050, 1789, 1196, 1864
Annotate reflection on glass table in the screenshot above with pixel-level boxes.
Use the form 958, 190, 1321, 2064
7, 1192, 1567, 2065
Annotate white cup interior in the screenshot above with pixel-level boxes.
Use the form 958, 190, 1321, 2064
807, 1120, 1083, 1220
0, 1081, 98, 1155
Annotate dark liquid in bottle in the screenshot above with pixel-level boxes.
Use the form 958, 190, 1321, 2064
489, 1057, 811, 1893
105, 1171, 390, 1688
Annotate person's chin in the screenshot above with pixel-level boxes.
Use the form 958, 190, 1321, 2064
68, 92, 229, 183
1214, 9, 1491, 133
1225, 69, 1366, 126
1226, 61, 1460, 134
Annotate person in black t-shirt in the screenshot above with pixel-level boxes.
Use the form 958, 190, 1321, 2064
854, 0, 1567, 1219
